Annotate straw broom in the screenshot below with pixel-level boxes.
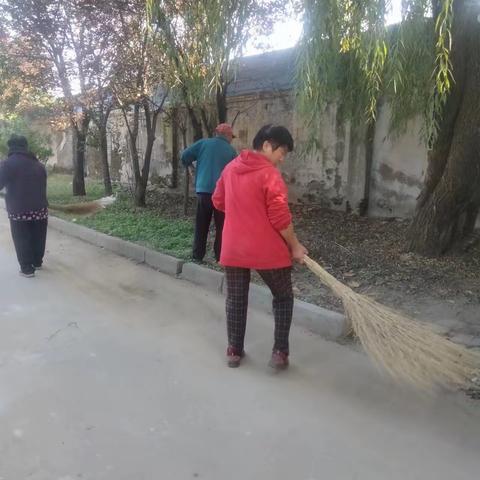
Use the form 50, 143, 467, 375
49, 196, 116, 215
304, 255, 480, 391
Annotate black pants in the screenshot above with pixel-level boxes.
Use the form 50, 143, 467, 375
225, 266, 294, 353
193, 193, 225, 261
10, 219, 48, 272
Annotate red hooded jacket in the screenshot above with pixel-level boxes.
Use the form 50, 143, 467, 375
212, 150, 292, 269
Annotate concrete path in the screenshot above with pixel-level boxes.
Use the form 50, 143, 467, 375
0, 216, 479, 480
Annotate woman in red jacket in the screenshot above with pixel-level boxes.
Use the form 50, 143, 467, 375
212, 125, 307, 370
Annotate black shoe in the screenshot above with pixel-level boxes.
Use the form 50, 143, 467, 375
33, 263, 43, 269
20, 269, 35, 278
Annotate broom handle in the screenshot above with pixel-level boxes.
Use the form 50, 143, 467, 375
303, 255, 347, 298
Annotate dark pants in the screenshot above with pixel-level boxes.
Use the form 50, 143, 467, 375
10, 219, 48, 272
193, 193, 225, 261
225, 266, 294, 353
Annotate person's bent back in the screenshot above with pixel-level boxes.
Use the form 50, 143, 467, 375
181, 123, 237, 262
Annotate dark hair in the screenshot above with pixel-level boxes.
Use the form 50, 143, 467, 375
7, 134, 28, 150
252, 125, 294, 152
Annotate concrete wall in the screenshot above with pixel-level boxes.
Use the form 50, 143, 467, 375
45, 111, 175, 187
39, 93, 429, 219
29, 118, 74, 171
106, 111, 173, 187
369, 104, 427, 217
227, 93, 368, 212
227, 94, 429, 219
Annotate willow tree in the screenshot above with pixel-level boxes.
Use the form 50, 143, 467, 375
297, 0, 480, 256
148, 0, 285, 137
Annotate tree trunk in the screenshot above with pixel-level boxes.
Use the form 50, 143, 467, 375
123, 103, 142, 206
407, 0, 480, 255
180, 127, 190, 215
72, 123, 88, 196
201, 108, 214, 137
359, 119, 376, 216
99, 123, 113, 196
463, 204, 479, 238
135, 104, 161, 208
130, 141, 142, 206
134, 180, 147, 207
216, 83, 228, 123
187, 106, 203, 141
170, 108, 179, 189
183, 108, 202, 215
183, 168, 190, 216
135, 133, 154, 208
126, 125, 141, 200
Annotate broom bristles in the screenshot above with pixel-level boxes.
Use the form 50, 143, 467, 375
304, 255, 480, 391
49, 196, 116, 215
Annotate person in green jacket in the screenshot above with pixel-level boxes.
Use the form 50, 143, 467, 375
181, 123, 237, 262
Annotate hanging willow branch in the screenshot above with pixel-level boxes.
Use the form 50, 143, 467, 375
297, 0, 455, 145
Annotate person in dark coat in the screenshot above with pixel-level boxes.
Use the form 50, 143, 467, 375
0, 134, 48, 277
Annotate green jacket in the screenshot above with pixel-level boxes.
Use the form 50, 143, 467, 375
181, 136, 237, 193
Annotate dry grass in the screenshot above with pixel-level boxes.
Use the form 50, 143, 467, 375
304, 256, 480, 391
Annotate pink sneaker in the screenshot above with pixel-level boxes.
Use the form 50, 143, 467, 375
226, 346, 245, 368
269, 351, 289, 370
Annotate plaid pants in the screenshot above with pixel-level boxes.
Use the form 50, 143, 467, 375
225, 266, 294, 353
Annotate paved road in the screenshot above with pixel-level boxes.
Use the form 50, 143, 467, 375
0, 216, 479, 480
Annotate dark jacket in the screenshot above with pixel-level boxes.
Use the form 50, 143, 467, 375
0, 149, 48, 215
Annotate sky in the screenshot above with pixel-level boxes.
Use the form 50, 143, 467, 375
244, 0, 403, 56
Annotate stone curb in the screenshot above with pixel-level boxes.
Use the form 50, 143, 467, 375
95, 232, 146, 263
145, 248, 184, 276
0, 200, 347, 340
48, 216, 99, 245
180, 262, 224, 293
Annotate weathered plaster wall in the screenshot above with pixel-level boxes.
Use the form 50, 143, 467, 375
369, 104, 427, 217
40, 93, 429, 219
